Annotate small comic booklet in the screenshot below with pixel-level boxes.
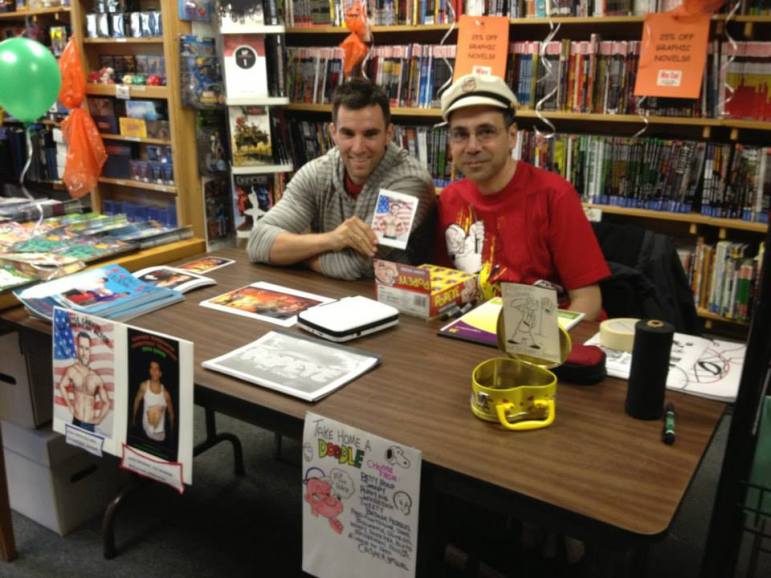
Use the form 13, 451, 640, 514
52, 307, 194, 491
202, 330, 380, 402
371, 189, 419, 250
15, 264, 183, 321
0, 252, 85, 281
438, 297, 585, 348
0, 263, 35, 293
177, 255, 235, 274
200, 281, 334, 326
133, 265, 215, 294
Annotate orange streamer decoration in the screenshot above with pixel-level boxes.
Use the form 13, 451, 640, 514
340, 2, 370, 77
58, 39, 107, 199
675, 0, 725, 16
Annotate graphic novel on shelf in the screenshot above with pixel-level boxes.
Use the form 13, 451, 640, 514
228, 106, 273, 167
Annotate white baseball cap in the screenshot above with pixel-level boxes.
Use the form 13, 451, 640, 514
440, 73, 518, 121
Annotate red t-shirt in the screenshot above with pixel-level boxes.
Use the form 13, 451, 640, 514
344, 172, 364, 199
436, 162, 610, 301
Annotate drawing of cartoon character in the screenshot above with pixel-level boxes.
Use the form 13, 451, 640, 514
304, 475, 344, 534
386, 445, 411, 469
446, 221, 484, 273
393, 491, 413, 515
507, 296, 541, 350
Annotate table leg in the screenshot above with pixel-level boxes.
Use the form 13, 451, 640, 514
193, 408, 245, 476
102, 477, 140, 559
0, 425, 17, 562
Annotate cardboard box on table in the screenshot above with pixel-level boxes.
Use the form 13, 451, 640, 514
374, 260, 478, 319
1, 420, 129, 536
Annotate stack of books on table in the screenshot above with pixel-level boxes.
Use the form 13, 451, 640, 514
14, 264, 184, 322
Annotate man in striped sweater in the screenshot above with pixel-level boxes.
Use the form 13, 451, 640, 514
247, 78, 436, 280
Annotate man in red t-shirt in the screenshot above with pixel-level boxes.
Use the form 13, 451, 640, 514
437, 74, 610, 320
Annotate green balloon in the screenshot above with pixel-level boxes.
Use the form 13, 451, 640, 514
0, 38, 62, 123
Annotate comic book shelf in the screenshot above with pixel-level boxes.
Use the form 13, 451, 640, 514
283, 13, 771, 333
1, 2, 204, 233
0, 3, 206, 310
218, 18, 293, 241
68, 0, 205, 239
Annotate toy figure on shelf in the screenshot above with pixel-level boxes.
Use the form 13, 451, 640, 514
121, 74, 134, 85
179, 35, 223, 108
98, 67, 115, 84
147, 75, 163, 86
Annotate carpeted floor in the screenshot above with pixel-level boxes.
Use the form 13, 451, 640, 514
0, 408, 768, 578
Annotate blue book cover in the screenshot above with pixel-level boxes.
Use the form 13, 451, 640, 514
16, 264, 182, 319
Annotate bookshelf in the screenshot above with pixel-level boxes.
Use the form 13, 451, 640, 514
0, 6, 73, 194
0, 6, 71, 20
282, 8, 770, 332
218, 11, 292, 240
70, 0, 205, 239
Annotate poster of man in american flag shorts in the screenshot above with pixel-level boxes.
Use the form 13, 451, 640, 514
371, 188, 419, 250
53, 308, 117, 451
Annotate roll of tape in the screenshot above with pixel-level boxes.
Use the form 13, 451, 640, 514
599, 318, 640, 352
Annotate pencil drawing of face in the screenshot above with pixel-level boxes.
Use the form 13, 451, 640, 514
393, 491, 412, 515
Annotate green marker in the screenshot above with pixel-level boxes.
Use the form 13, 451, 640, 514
662, 403, 676, 445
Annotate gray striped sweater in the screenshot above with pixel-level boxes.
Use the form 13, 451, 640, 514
246, 143, 436, 280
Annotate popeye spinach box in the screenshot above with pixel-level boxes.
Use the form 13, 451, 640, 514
373, 259, 478, 319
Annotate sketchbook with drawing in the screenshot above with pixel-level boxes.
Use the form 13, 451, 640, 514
438, 297, 585, 348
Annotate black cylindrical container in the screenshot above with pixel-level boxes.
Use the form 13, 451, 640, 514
625, 319, 674, 420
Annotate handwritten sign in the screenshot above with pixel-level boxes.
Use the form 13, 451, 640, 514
302, 412, 421, 578
454, 15, 509, 81
121, 444, 184, 493
634, 11, 710, 99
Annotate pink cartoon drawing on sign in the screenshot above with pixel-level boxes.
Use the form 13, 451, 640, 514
304, 468, 344, 534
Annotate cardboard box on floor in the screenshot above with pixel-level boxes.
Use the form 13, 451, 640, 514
374, 260, 478, 319
1, 420, 129, 535
0, 331, 53, 428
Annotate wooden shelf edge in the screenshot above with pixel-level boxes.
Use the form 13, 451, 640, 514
218, 24, 286, 34
86, 83, 169, 99
587, 203, 768, 233
0, 238, 206, 312
285, 103, 332, 112
226, 96, 290, 106
0, 6, 70, 19
98, 177, 177, 194
509, 16, 643, 25
285, 15, 771, 35
100, 133, 171, 145
697, 307, 749, 326
83, 37, 164, 44
230, 163, 293, 175
284, 104, 768, 129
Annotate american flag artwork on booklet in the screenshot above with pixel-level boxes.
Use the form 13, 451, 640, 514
371, 189, 419, 250
53, 308, 119, 455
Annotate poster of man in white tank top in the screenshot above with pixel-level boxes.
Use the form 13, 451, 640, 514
127, 328, 182, 462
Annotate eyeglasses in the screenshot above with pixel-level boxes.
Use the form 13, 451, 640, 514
449, 125, 504, 145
